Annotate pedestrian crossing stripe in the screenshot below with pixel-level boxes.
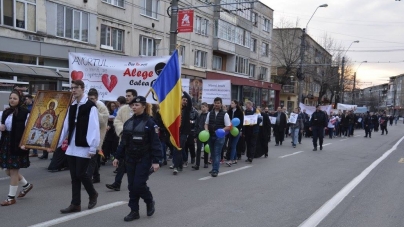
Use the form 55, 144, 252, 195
398, 158, 404, 163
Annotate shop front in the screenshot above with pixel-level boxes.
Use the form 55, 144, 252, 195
206, 72, 281, 110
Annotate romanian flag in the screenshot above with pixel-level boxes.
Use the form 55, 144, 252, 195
151, 50, 182, 150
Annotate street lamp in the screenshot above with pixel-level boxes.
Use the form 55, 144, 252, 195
352, 60, 367, 104
298, 3, 328, 106
340, 40, 359, 104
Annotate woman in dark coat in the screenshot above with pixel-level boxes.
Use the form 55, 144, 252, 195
255, 108, 270, 158
0, 91, 33, 206
102, 101, 119, 163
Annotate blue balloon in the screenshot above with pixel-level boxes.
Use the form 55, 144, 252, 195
215, 129, 226, 138
232, 118, 240, 127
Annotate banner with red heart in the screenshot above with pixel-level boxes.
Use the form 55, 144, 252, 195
71, 70, 84, 80
102, 74, 118, 92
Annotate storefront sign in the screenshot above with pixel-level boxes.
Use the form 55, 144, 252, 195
202, 80, 231, 105
69, 53, 172, 102
178, 10, 194, 33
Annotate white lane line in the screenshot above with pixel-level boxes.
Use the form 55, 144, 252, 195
298, 135, 404, 227
279, 151, 304, 159
28, 201, 128, 227
322, 143, 332, 147
198, 166, 252, 180
339, 139, 348, 142
0, 177, 9, 181
354, 135, 362, 137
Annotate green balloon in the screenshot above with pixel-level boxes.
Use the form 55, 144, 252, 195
230, 127, 239, 136
199, 130, 210, 142
204, 144, 210, 153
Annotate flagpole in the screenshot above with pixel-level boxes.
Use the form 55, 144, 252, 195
145, 89, 152, 98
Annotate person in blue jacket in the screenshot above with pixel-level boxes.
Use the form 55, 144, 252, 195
112, 96, 162, 222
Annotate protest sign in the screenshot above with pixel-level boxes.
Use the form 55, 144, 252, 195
202, 80, 231, 105
244, 114, 258, 125
289, 113, 298, 124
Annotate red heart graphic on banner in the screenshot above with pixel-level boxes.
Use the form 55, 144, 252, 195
102, 74, 118, 92
71, 70, 84, 80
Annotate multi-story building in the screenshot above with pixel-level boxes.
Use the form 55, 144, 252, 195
0, 0, 281, 108
387, 74, 404, 115
357, 83, 388, 112
271, 28, 332, 112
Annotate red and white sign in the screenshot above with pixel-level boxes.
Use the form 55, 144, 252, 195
178, 10, 194, 33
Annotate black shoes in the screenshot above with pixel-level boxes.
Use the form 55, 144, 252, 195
211, 171, 218, 177
146, 201, 155, 216
245, 159, 252, 163
192, 165, 199, 170
38, 155, 48, 160
92, 178, 100, 184
60, 204, 81, 213
264, 154, 268, 158
313, 147, 317, 151
320, 146, 323, 151
88, 192, 98, 209
124, 210, 140, 222
203, 164, 208, 168
106, 183, 120, 191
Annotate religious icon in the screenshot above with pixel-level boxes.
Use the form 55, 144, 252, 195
20, 90, 72, 150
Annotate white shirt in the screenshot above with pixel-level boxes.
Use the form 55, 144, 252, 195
205, 111, 231, 126
57, 95, 100, 159
0, 111, 29, 139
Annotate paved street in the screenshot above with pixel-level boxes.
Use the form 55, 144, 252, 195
1, 124, 404, 227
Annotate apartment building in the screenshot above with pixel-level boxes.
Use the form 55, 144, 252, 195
0, 0, 280, 107
271, 28, 332, 112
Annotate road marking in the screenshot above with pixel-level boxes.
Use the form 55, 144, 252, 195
298, 135, 404, 227
0, 177, 9, 181
354, 135, 362, 137
339, 139, 348, 142
198, 166, 252, 180
399, 158, 404, 163
279, 151, 304, 159
322, 143, 332, 147
28, 201, 128, 227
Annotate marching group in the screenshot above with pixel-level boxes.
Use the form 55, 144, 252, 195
0, 80, 397, 222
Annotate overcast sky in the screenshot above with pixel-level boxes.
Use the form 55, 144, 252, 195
263, 0, 404, 88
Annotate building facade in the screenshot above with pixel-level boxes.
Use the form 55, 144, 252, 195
0, 0, 281, 108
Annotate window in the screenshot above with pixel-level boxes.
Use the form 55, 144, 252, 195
141, 0, 158, 19
1, 0, 36, 32
102, 0, 124, 8
235, 56, 248, 75
194, 50, 207, 68
139, 36, 156, 56
263, 18, 270, 32
195, 16, 208, 36
249, 64, 256, 78
216, 20, 250, 47
259, 67, 268, 80
251, 38, 257, 52
100, 25, 124, 51
57, 4, 89, 42
251, 12, 258, 27
213, 55, 222, 70
179, 45, 185, 64
261, 42, 269, 56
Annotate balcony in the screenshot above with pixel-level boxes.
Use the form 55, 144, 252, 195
282, 85, 297, 94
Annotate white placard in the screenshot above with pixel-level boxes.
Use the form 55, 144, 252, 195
299, 103, 332, 116
289, 113, 298, 124
337, 103, 357, 111
202, 80, 231, 105
244, 115, 258, 125
69, 52, 171, 103
269, 116, 276, 125
182, 78, 190, 93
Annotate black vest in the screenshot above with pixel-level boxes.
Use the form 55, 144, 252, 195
67, 99, 96, 147
122, 115, 151, 160
208, 110, 225, 135
1, 107, 29, 155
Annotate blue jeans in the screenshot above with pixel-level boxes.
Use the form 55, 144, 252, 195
291, 128, 299, 145
208, 136, 225, 172
328, 128, 334, 138
229, 133, 241, 161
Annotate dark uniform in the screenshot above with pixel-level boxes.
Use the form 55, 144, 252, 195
363, 113, 373, 138
115, 97, 162, 221
310, 109, 328, 151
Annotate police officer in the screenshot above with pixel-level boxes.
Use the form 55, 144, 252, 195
363, 111, 373, 138
112, 96, 162, 222
309, 105, 328, 151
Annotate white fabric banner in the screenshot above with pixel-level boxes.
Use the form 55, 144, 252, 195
68, 52, 171, 103
337, 103, 357, 111
202, 80, 231, 105
299, 103, 332, 116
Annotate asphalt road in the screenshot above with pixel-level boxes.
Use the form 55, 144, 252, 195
1, 124, 404, 227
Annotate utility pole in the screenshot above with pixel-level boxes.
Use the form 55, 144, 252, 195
352, 72, 356, 104
298, 28, 306, 106
169, 0, 179, 55
340, 56, 345, 103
